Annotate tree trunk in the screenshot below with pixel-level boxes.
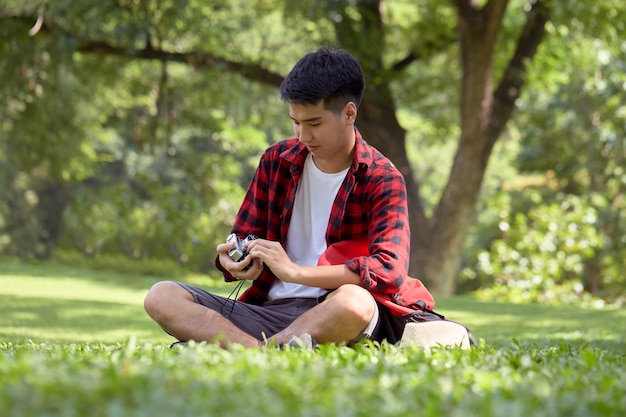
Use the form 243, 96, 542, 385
345, 0, 431, 285
410, 1, 510, 294
413, 0, 549, 294
33, 179, 71, 259
355, 1, 550, 295
584, 257, 602, 296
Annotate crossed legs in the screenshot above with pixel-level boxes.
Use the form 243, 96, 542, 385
143, 281, 377, 347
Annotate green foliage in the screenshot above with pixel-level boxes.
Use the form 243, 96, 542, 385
1, 0, 626, 301
503, 28, 623, 301
467, 191, 610, 305
0, 341, 624, 417
0, 257, 624, 416
458, 9, 626, 303
0, 6, 278, 267
1, 259, 624, 416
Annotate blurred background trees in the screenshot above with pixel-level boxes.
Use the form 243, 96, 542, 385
0, 0, 624, 304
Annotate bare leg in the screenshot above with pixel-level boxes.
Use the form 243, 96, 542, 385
269, 284, 376, 345
144, 281, 263, 348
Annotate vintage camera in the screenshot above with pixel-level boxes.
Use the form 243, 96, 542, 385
226, 233, 257, 262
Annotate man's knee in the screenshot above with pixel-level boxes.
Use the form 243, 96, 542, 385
325, 284, 376, 324
144, 281, 191, 321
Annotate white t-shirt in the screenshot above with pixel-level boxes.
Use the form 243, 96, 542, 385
267, 153, 349, 300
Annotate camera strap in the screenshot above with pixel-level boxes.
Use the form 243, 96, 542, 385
220, 279, 247, 318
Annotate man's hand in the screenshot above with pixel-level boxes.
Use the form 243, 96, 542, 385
216, 239, 264, 281
244, 239, 300, 283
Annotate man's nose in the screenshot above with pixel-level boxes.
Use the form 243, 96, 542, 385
298, 126, 312, 143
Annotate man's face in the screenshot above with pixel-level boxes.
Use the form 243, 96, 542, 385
288, 101, 357, 173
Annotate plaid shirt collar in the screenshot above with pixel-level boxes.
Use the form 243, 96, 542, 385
279, 128, 371, 178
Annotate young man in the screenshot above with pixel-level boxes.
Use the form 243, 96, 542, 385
144, 47, 462, 348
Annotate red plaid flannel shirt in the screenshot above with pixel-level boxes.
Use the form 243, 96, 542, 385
215, 129, 434, 310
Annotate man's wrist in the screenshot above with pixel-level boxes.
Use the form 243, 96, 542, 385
288, 264, 304, 284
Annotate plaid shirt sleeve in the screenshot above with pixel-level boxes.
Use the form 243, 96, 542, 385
335, 143, 412, 297
214, 139, 297, 305
329, 136, 433, 310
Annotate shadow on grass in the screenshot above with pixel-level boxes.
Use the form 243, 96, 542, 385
0, 262, 246, 344
435, 296, 626, 351
2, 260, 623, 351
0, 259, 234, 294
0, 295, 167, 344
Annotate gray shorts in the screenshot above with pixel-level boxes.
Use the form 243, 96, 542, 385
175, 282, 380, 344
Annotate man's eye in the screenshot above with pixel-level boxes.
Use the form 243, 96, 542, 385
310, 123, 321, 127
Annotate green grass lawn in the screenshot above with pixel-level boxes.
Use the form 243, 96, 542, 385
1, 259, 625, 416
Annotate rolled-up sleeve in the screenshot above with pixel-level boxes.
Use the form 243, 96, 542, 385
345, 168, 411, 295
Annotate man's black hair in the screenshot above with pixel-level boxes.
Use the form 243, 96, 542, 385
280, 47, 365, 114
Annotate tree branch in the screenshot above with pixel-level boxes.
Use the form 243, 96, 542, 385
451, 0, 478, 18
0, 13, 285, 87
75, 41, 285, 87
28, 5, 46, 36
488, 0, 550, 140
390, 33, 458, 73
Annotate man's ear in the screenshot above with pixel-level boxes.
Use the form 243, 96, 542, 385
344, 102, 357, 123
